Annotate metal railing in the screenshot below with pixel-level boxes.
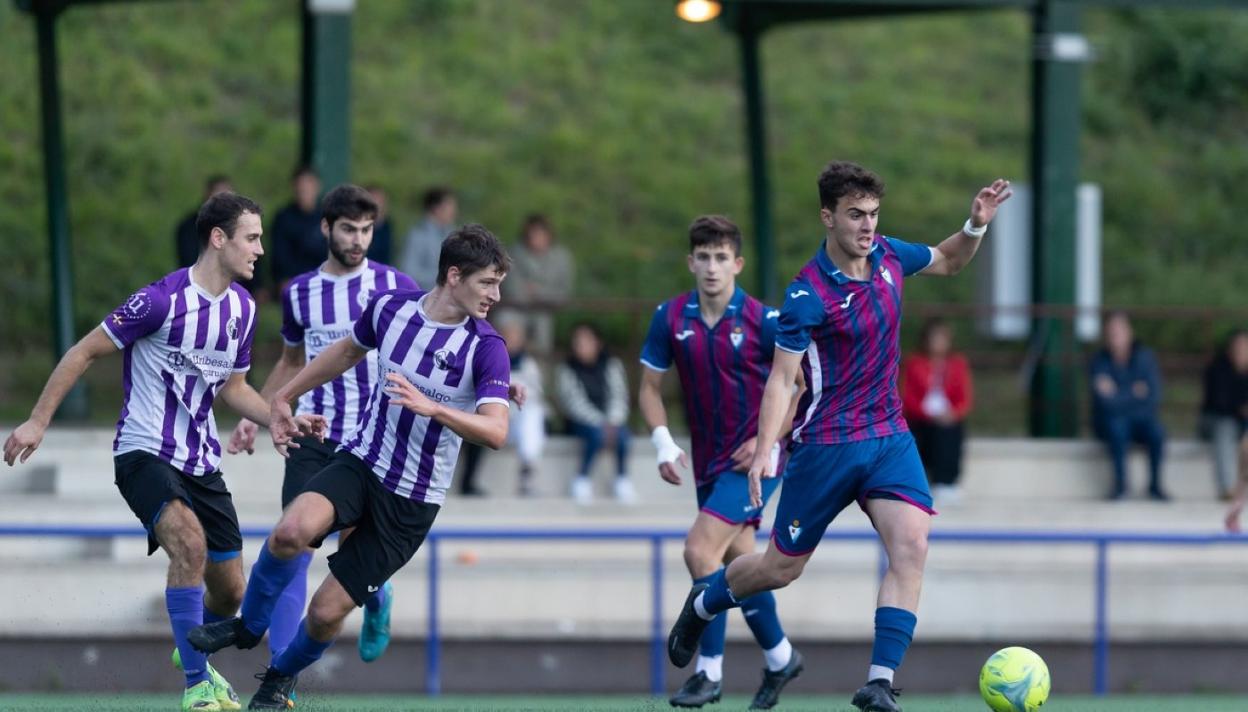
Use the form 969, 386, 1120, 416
1, 524, 1246, 696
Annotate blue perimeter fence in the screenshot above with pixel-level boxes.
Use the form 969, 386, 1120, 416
2, 525, 1246, 696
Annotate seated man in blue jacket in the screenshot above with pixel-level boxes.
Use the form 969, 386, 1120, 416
1090, 311, 1168, 501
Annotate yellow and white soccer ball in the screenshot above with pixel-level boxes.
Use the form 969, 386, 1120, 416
979, 646, 1051, 711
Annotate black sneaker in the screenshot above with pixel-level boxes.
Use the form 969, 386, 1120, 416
669, 671, 722, 708
248, 667, 298, 710
749, 648, 804, 709
667, 584, 712, 668
1149, 488, 1170, 502
188, 616, 260, 654
851, 678, 902, 712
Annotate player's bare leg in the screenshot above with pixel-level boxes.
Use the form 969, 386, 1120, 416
672, 513, 745, 706
154, 501, 222, 710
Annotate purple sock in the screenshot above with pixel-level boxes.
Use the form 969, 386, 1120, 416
269, 552, 313, 656
272, 620, 333, 677
240, 540, 303, 638
167, 586, 209, 687
364, 580, 388, 613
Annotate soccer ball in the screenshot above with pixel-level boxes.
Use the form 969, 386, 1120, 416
979, 646, 1051, 711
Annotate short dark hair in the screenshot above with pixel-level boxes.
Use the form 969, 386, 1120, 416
437, 224, 511, 286
817, 161, 885, 212
320, 184, 378, 228
196, 192, 263, 249
919, 317, 951, 355
423, 187, 455, 212
520, 214, 553, 244
291, 164, 318, 182
688, 215, 742, 256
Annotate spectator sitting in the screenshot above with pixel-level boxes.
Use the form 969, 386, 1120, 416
901, 318, 973, 506
501, 214, 574, 356
1200, 329, 1248, 501
271, 165, 324, 294
365, 184, 394, 265
556, 322, 635, 505
400, 186, 457, 289
1090, 311, 1168, 501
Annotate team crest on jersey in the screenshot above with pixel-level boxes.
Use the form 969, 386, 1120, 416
226, 316, 240, 340
166, 351, 187, 372
788, 519, 802, 542
123, 290, 151, 321
433, 349, 457, 371
357, 289, 372, 309
730, 326, 744, 349
879, 265, 894, 286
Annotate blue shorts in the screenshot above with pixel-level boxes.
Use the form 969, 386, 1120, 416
696, 471, 781, 529
771, 433, 934, 557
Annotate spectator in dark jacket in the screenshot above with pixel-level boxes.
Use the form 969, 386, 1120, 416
270, 165, 323, 293
1200, 330, 1248, 500
1090, 311, 1167, 501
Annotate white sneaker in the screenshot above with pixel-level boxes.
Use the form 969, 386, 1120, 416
613, 478, 638, 505
571, 477, 593, 505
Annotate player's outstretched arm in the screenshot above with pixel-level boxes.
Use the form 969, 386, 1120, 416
638, 366, 687, 485
229, 343, 307, 454
3, 327, 117, 466
384, 373, 510, 449
922, 179, 1013, 277
746, 349, 804, 507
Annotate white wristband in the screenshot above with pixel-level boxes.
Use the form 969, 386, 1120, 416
962, 218, 987, 239
650, 426, 684, 466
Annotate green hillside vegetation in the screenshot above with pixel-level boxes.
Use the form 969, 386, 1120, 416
1, 0, 1245, 425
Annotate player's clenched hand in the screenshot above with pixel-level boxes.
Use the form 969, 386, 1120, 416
508, 383, 528, 409
268, 399, 301, 459
228, 419, 260, 455
969, 178, 1013, 228
729, 436, 759, 471
651, 426, 687, 486
3, 420, 46, 466
384, 372, 440, 417
292, 414, 327, 441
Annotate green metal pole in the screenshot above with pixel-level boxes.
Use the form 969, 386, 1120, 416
35, 4, 88, 421
301, 0, 352, 187
1028, 0, 1084, 437
738, 22, 778, 305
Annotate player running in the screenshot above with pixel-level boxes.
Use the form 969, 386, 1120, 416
667, 162, 1012, 712
227, 184, 417, 665
187, 225, 514, 710
3, 192, 325, 712
639, 216, 803, 709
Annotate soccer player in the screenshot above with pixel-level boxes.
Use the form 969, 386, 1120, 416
667, 162, 1012, 712
226, 184, 417, 665
187, 225, 513, 710
2, 192, 325, 712
639, 216, 803, 709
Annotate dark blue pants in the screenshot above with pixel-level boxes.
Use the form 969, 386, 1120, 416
1100, 415, 1165, 495
568, 421, 631, 477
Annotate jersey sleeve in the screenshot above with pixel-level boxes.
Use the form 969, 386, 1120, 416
472, 336, 512, 408
774, 280, 825, 354
101, 284, 171, 349
884, 236, 935, 276
639, 303, 673, 371
759, 303, 781, 355
279, 282, 304, 346
351, 292, 386, 350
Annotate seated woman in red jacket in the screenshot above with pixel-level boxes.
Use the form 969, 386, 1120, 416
900, 319, 974, 505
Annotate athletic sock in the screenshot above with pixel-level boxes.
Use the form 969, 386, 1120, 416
167, 586, 209, 687
869, 607, 917, 682
695, 654, 723, 682
268, 551, 313, 655
364, 579, 389, 613
763, 638, 793, 672
202, 593, 227, 625
740, 589, 786, 653
696, 568, 740, 618
693, 571, 727, 658
271, 620, 334, 677
240, 540, 303, 639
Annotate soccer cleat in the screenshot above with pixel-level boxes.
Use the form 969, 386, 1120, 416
358, 581, 394, 662
749, 648, 804, 710
182, 680, 222, 711
669, 671, 721, 708
248, 667, 299, 710
189, 617, 261, 654
851, 678, 903, 712
172, 649, 241, 710
667, 583, 711, 668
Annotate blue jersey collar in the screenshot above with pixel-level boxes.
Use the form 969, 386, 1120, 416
685, 285, 747, 312
814, 237, 884, 285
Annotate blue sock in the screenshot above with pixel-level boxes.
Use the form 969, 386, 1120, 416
740, 590, 786, 650
871, 607, 918, 671
167, 586, 209, 687
269, 552, 313, 656
363, 580, 388, 613
272, 620, 333, 677
240, 540, 303, 638
694, 571, 727, 658
700, 568, 741, 616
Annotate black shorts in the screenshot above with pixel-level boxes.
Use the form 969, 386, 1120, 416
303, 451, 440, 607
113, 450, 243, 559
282, 436, 340, 508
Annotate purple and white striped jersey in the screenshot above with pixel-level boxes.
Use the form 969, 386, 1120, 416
281, 260, 418, 443
103, 268, 257, 475
342, 290, 511, 505
776, 236, 934, 444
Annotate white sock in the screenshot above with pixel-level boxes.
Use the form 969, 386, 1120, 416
693, 592, 715, 621
695, 655, 723, 682
868, 665, 895, 684
763, 637, 793, 671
